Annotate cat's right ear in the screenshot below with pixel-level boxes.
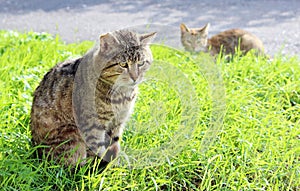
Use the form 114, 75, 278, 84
199, 23, 210, 34
99, 33, 119, 54
180, 23, 189, 33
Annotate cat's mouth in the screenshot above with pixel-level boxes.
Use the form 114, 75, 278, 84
130, 79, 144, 87
131, 80, 139, 86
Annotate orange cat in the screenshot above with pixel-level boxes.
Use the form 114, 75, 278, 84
180, 23, 264, 56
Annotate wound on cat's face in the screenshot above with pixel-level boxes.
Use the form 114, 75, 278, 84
180, 23, 210, 52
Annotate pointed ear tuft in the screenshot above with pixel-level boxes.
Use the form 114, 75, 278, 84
199, 23, 210, 35
140, 32, 156, 45
180, 23, 189, 33
99, 33, 118, 53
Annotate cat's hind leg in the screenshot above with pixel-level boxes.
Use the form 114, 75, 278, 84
37, 124, 88, 166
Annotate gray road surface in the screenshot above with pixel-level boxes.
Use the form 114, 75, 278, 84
1, 0, 299, 56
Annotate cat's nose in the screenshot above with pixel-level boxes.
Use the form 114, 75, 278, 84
128, 65, 139, 82
131, 75, 138, 82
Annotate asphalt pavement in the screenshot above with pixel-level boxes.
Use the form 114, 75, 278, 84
0, 0, 299, 56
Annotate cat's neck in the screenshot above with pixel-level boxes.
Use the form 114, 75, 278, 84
205, 39, 215, 53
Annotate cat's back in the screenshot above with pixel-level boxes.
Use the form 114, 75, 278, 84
30, 58, 82, 142
211, 28, 248, 38
208, 29, 249, 48
208, 29, 264, 55
32, 58, 82, 108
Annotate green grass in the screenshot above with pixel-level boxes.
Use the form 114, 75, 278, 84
0, 30, 299, 190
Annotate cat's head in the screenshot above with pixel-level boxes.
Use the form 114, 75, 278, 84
96, 30, 156, 87
180, 23, 210, 52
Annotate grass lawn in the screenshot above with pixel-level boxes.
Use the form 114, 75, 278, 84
0, 31, 299, 190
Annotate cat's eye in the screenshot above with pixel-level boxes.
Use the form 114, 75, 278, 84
119, 62, 128, 68
138, 61, 146, 67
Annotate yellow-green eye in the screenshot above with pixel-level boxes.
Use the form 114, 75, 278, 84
119, 62, 128, 68
139, 61, 149, 67
138, 61, 145, 67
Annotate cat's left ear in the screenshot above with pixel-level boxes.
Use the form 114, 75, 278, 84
139, 32, 157, 45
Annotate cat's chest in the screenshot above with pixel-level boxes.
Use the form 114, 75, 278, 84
95, 87, 137, 127
107, 93, 136, 131
110, 90, 137, 118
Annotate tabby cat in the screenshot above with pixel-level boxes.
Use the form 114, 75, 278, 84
180, 23, 264, 56
30, 29, 156, 166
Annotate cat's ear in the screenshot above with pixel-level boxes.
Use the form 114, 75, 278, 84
139, 32, 157, 45
199, 23, 210, 35
99, 33, 119, 53
180, 23, 189, 33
